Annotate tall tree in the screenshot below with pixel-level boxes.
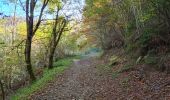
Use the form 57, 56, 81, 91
44, 0, 68, 69
47, 6, 67, 68
25, 0, 49, 81
48, 18, 67, 69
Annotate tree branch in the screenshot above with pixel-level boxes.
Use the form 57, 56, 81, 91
33, 0, 49, 34
19, 0, 26, 12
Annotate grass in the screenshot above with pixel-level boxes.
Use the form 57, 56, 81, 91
10, 56, 80, 100
53, 55, 81, 67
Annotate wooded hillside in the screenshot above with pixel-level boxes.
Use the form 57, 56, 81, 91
0, 0, 170, 99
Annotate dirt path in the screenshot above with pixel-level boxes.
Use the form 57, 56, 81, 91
29, 57, 116, 100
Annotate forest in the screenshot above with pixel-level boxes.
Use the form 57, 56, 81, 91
0, 0, 170, 100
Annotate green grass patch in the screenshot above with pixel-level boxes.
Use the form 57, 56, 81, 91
10, 56, 80, 100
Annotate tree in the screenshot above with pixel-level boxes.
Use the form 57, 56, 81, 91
46, 1, 68, 69
83, 0, 170, 72
25, 0, 49, 81
48, 17, 67, 69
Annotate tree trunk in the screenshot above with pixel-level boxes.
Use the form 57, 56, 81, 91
0, 80, 5, 100
48, 19, 66, 69
25, 36, 36, 81
24, 0, 49, 81
48, 46, 56, 69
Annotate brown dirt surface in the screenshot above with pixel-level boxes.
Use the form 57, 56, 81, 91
29, 56, 170, 100
29, 57, 117, 100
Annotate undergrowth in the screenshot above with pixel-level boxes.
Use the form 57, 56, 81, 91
98, 58, 134, 79
10, 56, 80, 100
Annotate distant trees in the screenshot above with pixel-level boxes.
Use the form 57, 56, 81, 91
83, 0, 125, 50
83, 0, 170, 71
84, 0, 170, 52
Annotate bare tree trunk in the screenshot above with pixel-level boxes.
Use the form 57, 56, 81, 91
25, 0, 36, 82
48, 46, 56, 69
25, 36, 36, 81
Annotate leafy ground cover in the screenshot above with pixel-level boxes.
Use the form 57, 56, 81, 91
10, 56, 80, 100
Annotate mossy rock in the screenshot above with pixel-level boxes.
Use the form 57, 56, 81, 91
109, 55, 120, 67
144, 55, 158, 65
118, 64, 134, 73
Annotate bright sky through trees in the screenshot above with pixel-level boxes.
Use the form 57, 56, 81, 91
0, 0, 24, 16
0, 0, 85, 20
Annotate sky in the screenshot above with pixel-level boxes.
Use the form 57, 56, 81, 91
62, 0, 85, 20
0, 0, 24, 16
0, 0, 85, 20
